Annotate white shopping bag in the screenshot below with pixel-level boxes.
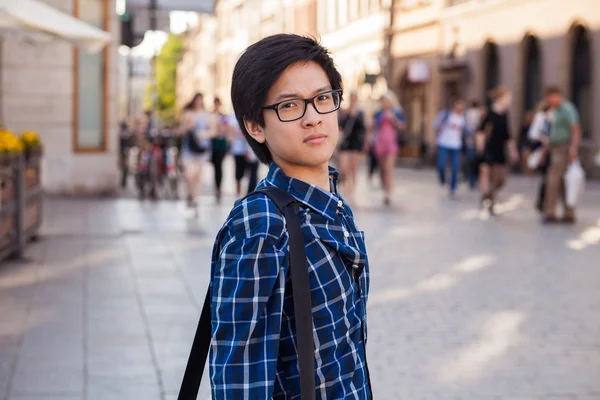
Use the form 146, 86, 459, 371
564, 160, 585, 207
527, 149, 544, 170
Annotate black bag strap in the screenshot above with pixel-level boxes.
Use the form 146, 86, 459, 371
177, 186, 315, 400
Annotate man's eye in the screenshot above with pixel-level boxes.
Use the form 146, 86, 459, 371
317, 93, 333, 102
280, 101, 299, 110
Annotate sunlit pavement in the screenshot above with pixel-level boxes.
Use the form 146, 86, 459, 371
1, 161, 599, 400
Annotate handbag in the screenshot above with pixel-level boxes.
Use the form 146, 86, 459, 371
177, 186, 316, 400
186, 130, 207, 154
564, 160, 585, 207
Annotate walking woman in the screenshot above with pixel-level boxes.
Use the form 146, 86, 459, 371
476, 87, 519, 214
228, 113, 248, 197
368, 92, 404, 206
180, 93, 214, 210
211, 97, 229, 204
337, 92, 366, 202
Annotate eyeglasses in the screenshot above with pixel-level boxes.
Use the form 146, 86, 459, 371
262, 89, 342, 122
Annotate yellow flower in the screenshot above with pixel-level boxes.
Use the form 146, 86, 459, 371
0, 129, 25, 153
20, 130, 41, 149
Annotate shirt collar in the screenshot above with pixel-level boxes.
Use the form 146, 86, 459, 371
264, 162, 341, 222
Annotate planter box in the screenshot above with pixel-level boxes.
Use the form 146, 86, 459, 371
0, 150, 43, 262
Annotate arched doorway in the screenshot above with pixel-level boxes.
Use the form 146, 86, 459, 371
482, 41, 500, 106
398, 68, 427, 159
522, 35, 542, 114
570, 24, 592, 139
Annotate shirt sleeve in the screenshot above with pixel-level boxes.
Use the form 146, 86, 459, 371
433, 111, 445, 131
566, 102, 580, 126
210, 198, 288, 400
395, 109, 405, 122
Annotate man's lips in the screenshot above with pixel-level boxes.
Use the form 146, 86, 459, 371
304, 134, 327, 144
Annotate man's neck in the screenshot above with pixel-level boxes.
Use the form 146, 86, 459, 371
276, 161, 331, 192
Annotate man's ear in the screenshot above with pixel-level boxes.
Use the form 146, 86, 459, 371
243, 119, 266, 144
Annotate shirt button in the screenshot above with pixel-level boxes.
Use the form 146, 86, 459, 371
344, 231, 350, 238
337, 200, 343, 207
352, 264, 359, 269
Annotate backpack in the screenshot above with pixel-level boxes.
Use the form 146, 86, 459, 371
185, 130, 207, 154
177, 186, 316, 400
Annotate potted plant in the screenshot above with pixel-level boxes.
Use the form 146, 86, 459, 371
0, 129, 24, 167
20, 131, 42, 161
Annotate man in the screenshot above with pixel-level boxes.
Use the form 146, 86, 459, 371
464, 100, 483, 189
209, 34, 372, 399
433, 99, 470, 198
543, 86, 581, 224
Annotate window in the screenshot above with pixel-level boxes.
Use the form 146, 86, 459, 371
73, 0, 108, 152
570, 25, 592, 139
522, 35, 542, 113
482, 41, 500, 106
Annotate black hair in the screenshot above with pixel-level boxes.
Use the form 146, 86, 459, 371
231, 34, 343, 164
544, 85, 562, 96
184, 92, 203, 111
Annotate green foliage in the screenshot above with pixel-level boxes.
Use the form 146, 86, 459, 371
154, 34, 184, 124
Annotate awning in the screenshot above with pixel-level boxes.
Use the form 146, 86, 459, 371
0, 0, 112, 53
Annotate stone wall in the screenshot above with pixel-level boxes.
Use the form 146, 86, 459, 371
1, 0, 120, 195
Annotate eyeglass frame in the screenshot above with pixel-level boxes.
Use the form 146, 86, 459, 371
261, 89, 343, 122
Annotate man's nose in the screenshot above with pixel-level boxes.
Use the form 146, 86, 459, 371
302, 103, 321, 126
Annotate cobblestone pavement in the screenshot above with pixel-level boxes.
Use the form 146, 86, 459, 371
1, 163, 599, 400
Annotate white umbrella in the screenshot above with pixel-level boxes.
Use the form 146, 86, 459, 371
0, 0, 112, 52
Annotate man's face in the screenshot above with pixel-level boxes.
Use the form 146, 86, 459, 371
454, 100, 465, 114
246, 61, 339, 172
546, 93, 562, 108
381, 97, 392, 110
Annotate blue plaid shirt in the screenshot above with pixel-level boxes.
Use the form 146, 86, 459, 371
209, 163, 371, 399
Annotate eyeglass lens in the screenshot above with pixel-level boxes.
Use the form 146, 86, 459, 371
277, 91, 340, 121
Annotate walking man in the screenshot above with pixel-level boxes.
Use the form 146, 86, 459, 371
433, 99, 470, 198
542, 86, 581, 224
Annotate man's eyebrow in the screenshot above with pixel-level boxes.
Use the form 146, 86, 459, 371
273, 85, 333, 102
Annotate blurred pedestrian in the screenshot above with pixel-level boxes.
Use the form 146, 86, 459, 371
367, 91, 405, 206
229, 113, 249, 197
541, 86, 581, 224
519, 110, 535, 176
527, 101, 552, 213
464, 100, 483, 189
211, 97, 229, 204
119, 120, 131, 189
337, 91, 366, 202
181, 93, 214, 210
476, 86, 519, 214
245, 147, 259, 194
433, 99, 469, 198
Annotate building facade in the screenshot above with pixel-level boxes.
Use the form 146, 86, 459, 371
177, 13, 218, 110
1, 0, 120, 195
317, 0, 392, 119
117, 51, 153, 123
390, 0, 600, 175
